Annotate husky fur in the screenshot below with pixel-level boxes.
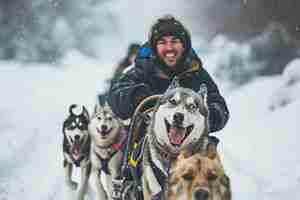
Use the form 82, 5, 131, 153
141, 79, 211, 200
62, 104, 91, 200
88, 101, 127, 200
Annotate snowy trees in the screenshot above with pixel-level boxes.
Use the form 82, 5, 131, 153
207, 23, 300, 89
269, 58, 300, 111
0, 0, 118, 63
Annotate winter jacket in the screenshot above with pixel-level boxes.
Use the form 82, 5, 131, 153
108, 45, 229, 133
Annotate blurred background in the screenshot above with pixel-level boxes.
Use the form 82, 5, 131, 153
1, 0, 299, 81
0, 0, 300, 87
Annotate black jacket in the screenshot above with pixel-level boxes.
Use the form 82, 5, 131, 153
108, 48, 229, 133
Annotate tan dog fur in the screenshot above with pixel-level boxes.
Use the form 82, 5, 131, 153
164, 149, 231, 200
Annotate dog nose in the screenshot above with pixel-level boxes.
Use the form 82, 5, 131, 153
173, 112, 184, 124
194, 189, 209, 200
101, 125, 108, 131
74, 135, 80, 141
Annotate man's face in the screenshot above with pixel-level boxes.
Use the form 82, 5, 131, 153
156, 35, 185, 68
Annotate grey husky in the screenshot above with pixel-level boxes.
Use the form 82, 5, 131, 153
141, 79, 211, 200
88, 100, 128, 200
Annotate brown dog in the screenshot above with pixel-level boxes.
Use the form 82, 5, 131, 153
164, 151, 231, 200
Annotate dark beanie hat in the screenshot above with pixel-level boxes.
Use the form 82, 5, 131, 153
149, 15, 191, 54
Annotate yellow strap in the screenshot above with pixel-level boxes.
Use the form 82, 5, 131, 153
177, 59, 202, 78
128, 142, 139, 168
190, 59, 201, 71
129, 157, 138, 168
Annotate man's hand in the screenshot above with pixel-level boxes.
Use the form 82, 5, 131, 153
132, 84, 154, 108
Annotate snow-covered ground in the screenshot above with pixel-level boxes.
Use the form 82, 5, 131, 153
0, 51, 115, 200
220, 76, 300, 200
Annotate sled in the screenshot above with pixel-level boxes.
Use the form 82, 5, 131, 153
120, 95, 161, 200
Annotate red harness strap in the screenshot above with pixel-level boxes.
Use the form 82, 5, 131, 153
112, 128, 128, 152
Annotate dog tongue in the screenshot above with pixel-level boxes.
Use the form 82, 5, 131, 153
72, 145, 81, 159
169, 127, 185, 145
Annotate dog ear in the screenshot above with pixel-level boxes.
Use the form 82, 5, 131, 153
199, 156, 218, 181
160, 76, 181, 104
103, 101, 113, 113
169, 76, 180, 90
175, 153, 197, 180
165, 76, 180, 95
206, 169, 218, 181
94, 103, 103, 115
178, 150, 192, 160
166, 76, 180, 94
82, 105, 90, 121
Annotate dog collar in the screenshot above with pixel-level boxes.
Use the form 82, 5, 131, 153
94, 127, 128, 174
95, 127, 127, 151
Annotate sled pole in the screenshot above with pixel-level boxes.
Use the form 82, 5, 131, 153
121, 95, 161, 178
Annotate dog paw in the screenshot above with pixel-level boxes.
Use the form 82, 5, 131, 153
66, 181, 78, 190
112, 178, 124, 200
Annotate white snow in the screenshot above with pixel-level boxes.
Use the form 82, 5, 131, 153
1, 52, 300, 199
1, 1, 300, 198
0, 52, 114, 200
218, 75, 300, 200
268, 58, 300, 111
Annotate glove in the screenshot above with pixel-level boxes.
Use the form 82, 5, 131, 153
132, 84, 154, 108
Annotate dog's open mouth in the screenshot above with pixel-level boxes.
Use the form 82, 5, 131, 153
164, 118, 194, 146
71, 144, 81, 160
96, 127, 112, 137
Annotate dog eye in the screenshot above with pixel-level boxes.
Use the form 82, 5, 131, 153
78, 124, 87, 130
97, 116, 102, 120
77, 122, 83, 129
186, 104, 197, 112
68, 122, 76, 130
168, 98, 177, 106
67, 126, 75, 130
182, 173, 194, 181
107, 117, 112, 121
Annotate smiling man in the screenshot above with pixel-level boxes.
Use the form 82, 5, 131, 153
156, 35, 184, 68
108, 15, 229, 134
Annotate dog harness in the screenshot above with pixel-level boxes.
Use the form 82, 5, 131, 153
128, 134, 170, 198
94, 128, 128, 175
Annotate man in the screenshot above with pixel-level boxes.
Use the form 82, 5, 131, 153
112, 43, 141, 81
108, 15, 229, 134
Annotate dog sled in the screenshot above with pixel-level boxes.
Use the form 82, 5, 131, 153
116, 95, 161, 200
